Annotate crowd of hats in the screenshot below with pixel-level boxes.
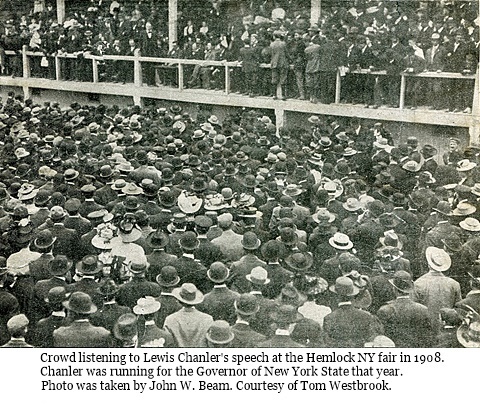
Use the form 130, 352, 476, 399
2, 81, 480, 348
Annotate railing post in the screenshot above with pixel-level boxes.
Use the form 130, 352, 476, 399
92, 57, 99, 83
178, 62, 184, 90
335, 68, 341, 104
469, 62, 480, 145
133, 49, 142, 86
275, 108, 285, 136
225, 63, 230, 95
55, 55, 61, 80
22, 45, 30, 78
399, 73, 406, 109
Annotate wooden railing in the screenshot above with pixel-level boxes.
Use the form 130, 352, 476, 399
3, 46, 478, 112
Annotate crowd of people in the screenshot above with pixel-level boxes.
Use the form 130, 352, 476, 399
0, 89, 480, 348
0, 1, 478, 110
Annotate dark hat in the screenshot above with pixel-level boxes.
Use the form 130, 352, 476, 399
113, 313, 138, 341
194, 215, 213, 229
276, 284, 306, 307
159, 190, 176, 207
388, 270, 414, 293
81, 184, 96, 194
270, 304, 303, 325
34, 229, 56, 249
329, 276, 359, 297
285, 252, 313, 272
64, 169, 79, 181
64, 198, 81, 213
234, 293, 259, 316
156, 266, 180, 288
206, 320, 234, 345
433, 201, 453, 216
147, 230, 169, 249
421, 144, 438, 157
207, 262, 230, 284
76, 255, 102, 275
191, 177, 207, 193
179, 231, 199, 250
63, 291, 97, 314
45, 286, 70, 304
48, 255, 73, 276
129, 260, 149, 274
261, 240, 285, 261
172, 283, 204, 305
99, 165, 114, 178
99, 279, 120, 298
35, 189, 51, 206
124, 196, 140, 211
241, 231, 261, 250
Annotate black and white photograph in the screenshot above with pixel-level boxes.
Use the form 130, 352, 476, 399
0, 0, 479, 351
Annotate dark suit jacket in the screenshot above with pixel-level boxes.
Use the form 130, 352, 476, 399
53, 320, 112, 347
171, 255, 209, 293
267, 39, 289, 69
231, 322, 267, 348
377, 297, 438, 348
154, 293, 182, 328
116, 278, 162, 309
197, 286, 240, 325
256, 333, 305, 348
90, 302, 131, 332
146, 250, 177, 282
30, 313, 68, 347
323, 303, 383, 348
230, 254, 267, 294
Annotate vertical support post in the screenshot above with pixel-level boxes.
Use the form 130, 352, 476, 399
335, 68, 341, 104
55, 55, 61, 80
275, 108, 285, 135
22, 45, 30, 79
168, 0, 178, 51
92, 58, 98, 83
311, 0, 321, 26
399, 74, 406, 110
469, 63, 480, 145
133, 49, 142, 86
133, 96, 143, 106
225, 63, 230, 95
57, 0, 66, 25
178, 62, 184, 90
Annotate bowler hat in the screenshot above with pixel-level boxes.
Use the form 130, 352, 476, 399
99, 279, 120, 298
63, 292, 97, 314
457, 321, 480, 348
388, 270, 414, 293
156, 266, 180, 288
284, 252, 313, 272
34, 229, 56, 249
48, 255, 73, 276
241, 231, 261, 250
261, 240, 285, 261
329, 233, 353, 250
45, 286, 70, 304
246, 266, 270, 285
234, 294, 259, 316
178, 231, 199, 251
76, 255, 102, 275
147, 230, 169, 249
207, 262, 230, 284
329, 276, 359, 296
6, 314, 29, 333
206, 320, 234, 345
113, 313, 138, 341
270, 304, 303, 324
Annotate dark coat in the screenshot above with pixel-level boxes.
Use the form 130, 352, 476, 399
197, 285, 240, 325
53, 320, 112, 347
116, 278, 162, 309
231, 322, 267, 348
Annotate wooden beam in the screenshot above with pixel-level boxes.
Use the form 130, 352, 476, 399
57, 0, 65, 25
168, 0, 178, 51
311, 0, 321, 26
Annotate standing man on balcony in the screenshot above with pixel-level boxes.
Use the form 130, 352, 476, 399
263, 31, 289, 100
289, 30, 306, 100
139, 22, 158, 86
239, 37, 260, 97
424, 33, 447, 110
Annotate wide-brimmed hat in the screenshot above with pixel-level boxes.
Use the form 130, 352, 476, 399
402, 160, 421, 172
457, 159, 477, 172
76, 255, 103, 275
63, 291, 97, 314
270, 304, 303, 324
426, 247, 451, 272
308, 115, 320, 124
452, 202, 476, 216
111, 179, 127, 191
34, 229, 57, 249
459, 217, 480, 232
329, 232, 353, 250
234, 294, 259, 316
433, 201, 453, 216
246, 266, 270, 285
146, 230, 169, 249
379, 230, 403, 249
364, 335, 396, 348
457, 321, 480, 348
329, 276, 359, 296
48, 255, 73, 276
172, 283, 204, 305
206, 320, 234, 345
122, 183, 143, 196
284, 252, 313, 272
113, 313, 138, 341
241, 231, 261, 250
156, 266, 180, 288
421, 144, 438, 157
276, 284, 306, 307
283, 184, 303, 197
342, 198, 361, 212
388, 270, 414, 293
207, 262, 230, 284
312, 208, 336, 224
323, 181, 344, 199
133, 296, 161, 315
64, 168, 79, 181
18, 184, 38, 201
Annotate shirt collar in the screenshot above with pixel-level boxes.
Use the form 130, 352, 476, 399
214, 284, 227, 289
235, 319, 249, 325
338, 301, 352, 307
275, 329, 290, 336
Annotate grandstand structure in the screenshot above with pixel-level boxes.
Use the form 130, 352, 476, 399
1, 0, 479, 143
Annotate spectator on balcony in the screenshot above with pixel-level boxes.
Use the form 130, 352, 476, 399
239, 37, 261, 97
288, 30, 306, 100
402, 45, 426, 110
424, 33, 447, 110
304, 36, 321, 103
263, 30, 289, 100
139, 22, 159, 86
